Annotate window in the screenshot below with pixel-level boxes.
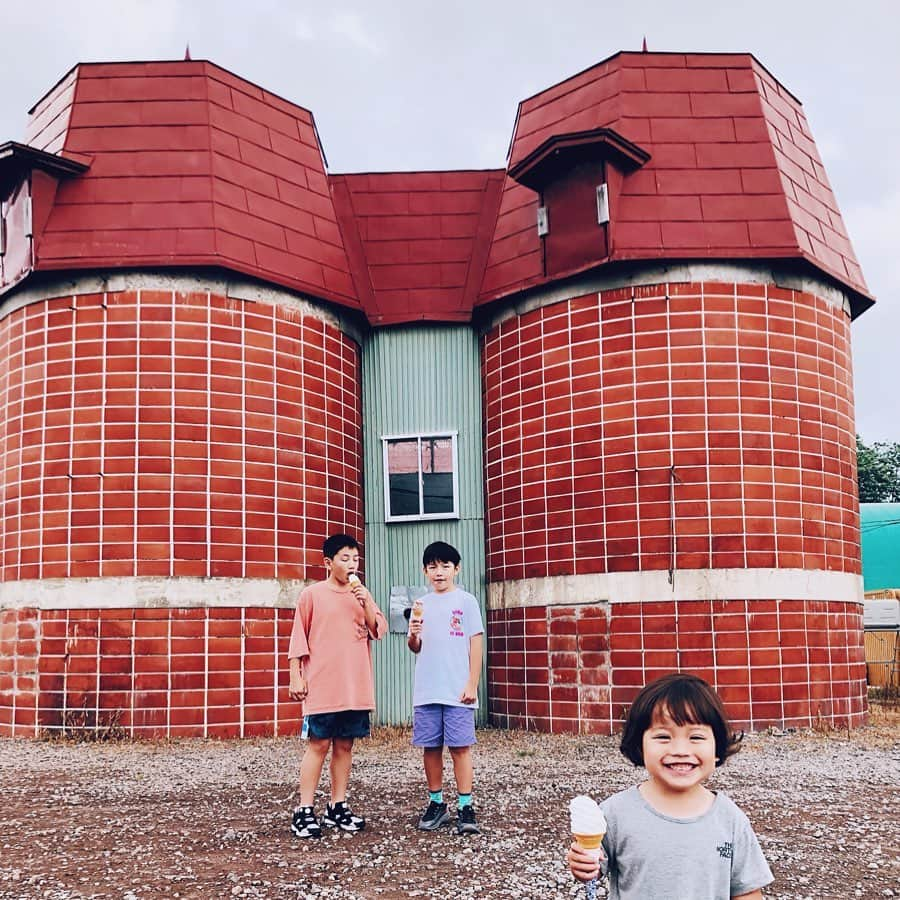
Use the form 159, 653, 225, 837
382, 432, 459, 522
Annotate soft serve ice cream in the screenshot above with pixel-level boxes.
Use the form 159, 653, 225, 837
569, 795, 607, 857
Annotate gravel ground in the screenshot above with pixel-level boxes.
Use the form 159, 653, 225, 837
0, 709, 897, 900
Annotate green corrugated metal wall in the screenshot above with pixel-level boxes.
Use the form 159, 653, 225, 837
361, 324, 487, 725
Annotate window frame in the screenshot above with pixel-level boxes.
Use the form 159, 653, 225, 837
381, 431, 460, 523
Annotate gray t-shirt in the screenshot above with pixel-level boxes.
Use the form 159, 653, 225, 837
411, 588, 483, 708
600, 785, 773, 899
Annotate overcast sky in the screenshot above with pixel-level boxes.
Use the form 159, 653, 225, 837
1, 0, 897, 442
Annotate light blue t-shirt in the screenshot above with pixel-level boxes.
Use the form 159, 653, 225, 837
411, 588, 484, 708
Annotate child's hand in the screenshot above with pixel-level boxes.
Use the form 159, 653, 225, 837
459, 680, 478, 704
566, 841, 603, 882
289, 674, 308, 702
408, 618, 424, 637
349, 580, 365, 605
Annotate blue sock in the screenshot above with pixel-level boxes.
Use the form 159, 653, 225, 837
457, 793, 473, 809
429, 790, 443, 804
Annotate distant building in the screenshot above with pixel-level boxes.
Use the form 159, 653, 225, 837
0, 51, 871, 738
861, 503, 900, 592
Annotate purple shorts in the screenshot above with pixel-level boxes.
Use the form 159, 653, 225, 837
412, 703, 477, 748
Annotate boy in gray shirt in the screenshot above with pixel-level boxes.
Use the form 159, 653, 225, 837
567, 674, 773, 899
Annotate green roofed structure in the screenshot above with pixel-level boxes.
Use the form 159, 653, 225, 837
861, 504, 900, 592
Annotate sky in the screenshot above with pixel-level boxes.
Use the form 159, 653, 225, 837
1, 0, 898, 442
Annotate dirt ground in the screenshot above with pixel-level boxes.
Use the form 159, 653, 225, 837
0, 707, 898, 900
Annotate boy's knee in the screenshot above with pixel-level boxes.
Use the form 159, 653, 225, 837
306, 737, 331, 756
333, 737, 354, 753
448, 745, 471, 758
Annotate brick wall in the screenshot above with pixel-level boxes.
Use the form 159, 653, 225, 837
483, 279, 866, 730
483, 281, 858, 581
0, 287, 362, 580
0, 285, 361, 737
0, 605, 299, 738
487, 599, 867, 733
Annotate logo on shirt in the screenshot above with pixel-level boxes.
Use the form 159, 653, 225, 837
449, 611, 464, 637
716, 842, 733, 859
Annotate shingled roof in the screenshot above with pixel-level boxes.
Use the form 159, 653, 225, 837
0, 52, 872, 323
10, 60, 359, 309
479, 51, 870, 312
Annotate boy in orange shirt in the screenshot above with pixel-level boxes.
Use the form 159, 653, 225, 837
288, 533, 387, 838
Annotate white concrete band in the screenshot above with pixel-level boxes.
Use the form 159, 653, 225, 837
0, 576, 311, 610
487, 568, 864, 610
478, 260, 853, 334
0, 269, 367, 345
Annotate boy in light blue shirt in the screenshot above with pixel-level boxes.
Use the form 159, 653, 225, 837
407, 541, 484, 835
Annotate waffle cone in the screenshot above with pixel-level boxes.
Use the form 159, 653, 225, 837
573, 832, 605, 850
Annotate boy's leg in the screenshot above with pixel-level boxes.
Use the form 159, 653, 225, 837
329, 737, 353, 802
446, 706, 479, 835
414, 705, 451, 831
321, 712, 369, 832
423, 745, 444, 791
448, 744, 473, 794
298, 736, 331, 806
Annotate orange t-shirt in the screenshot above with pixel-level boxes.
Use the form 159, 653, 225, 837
287, 580, 387, 715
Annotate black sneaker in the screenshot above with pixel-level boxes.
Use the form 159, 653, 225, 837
456, 804, 480, 835
290, 806, 321, 839
417, 800, 451, 831
322, 801, 365, 833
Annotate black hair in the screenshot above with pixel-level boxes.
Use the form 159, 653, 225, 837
323, 533, 359, 560
619, 673, 742, 768
422, 541, 461, 567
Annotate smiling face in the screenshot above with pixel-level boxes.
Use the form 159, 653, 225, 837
423, 559, 459, 594
325, 545, 360, 586
641, 705, 717, 797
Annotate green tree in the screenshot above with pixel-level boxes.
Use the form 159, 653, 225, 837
856, 435, 900, 502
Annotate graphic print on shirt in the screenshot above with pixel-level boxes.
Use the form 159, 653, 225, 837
716, 841, 734, 859
449, 611, 464, 637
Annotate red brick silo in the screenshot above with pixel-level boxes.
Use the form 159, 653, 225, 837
479, 52, 870, 733
0, 63, 364, 737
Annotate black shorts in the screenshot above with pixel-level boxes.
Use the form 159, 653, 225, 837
304, 709, 371, 740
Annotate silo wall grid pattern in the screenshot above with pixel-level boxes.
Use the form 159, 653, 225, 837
0, 264, 870, 737
0, 273, 363, 738
481, 266, 866, 733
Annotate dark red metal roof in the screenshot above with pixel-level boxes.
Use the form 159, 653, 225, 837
24, 61, 358, 310
331, 170, 504, 325
479, 51, 871, 315
2, 52, 871, 323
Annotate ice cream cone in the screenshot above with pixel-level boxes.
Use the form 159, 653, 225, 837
573, 832, 604, 851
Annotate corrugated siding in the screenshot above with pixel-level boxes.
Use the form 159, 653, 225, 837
361, 325, 486, 725
861, 503, 900, 591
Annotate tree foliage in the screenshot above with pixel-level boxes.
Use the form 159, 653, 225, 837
856, 435, 900, 502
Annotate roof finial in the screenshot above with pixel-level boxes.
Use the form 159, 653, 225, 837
184, 43, 192, 61
641, 36, 648, 52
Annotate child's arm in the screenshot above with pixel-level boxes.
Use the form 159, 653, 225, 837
460, 632, 483, 704
287, 591, 312, 701
288, 656, 308, 701
407, 617, 423, 653
352, 583, 386, 638
733, 891, 763, 900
